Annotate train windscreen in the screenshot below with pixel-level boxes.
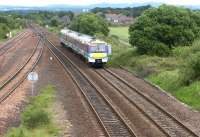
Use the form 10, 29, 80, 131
89, 44, 107, 53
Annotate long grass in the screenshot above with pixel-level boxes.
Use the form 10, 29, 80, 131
5, 85, 59, 137
108, 26, 200, 111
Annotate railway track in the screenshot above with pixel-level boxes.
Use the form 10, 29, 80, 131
0, 31, 30, 56
0, 36, 43, 103
45, 38, 137, 137
32, 26, 199, 136
94, 68, 199, 137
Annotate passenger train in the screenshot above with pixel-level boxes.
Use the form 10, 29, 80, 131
60, 29, 111, 67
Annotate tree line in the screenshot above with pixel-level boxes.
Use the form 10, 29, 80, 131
0, 11, 74, 40
91, 5, 151, 17
24, 11, 74, 28
0, 12, 26, 39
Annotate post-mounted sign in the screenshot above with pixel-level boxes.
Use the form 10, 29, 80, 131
27, 72, 38, 96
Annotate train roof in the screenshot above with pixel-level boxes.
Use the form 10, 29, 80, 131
61, 29, 107, 46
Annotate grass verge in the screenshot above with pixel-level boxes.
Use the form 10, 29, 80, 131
5, 85, 59, 137
107, 26, 200, 111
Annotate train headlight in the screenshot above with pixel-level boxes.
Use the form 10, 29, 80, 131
102, 57, 108, 62
88, 57, 95, 63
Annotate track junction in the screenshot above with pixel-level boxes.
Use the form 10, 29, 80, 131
0, 26, 200, 137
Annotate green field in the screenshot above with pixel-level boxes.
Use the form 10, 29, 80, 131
109, 26, 129, 42
107, 26, 200, 111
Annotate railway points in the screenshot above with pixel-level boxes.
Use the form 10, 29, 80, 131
1, 26, 200, 137
0, 30, 43, 103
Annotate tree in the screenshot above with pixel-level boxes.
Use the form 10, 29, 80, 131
129, 5, 200, 56
91, 5, 151, 18
0, 23, 9, 39
50, 18, 59, 27
69, 13, 109, 36
58, 11, 74, 20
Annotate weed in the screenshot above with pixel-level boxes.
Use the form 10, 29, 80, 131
5, 85, 58, 137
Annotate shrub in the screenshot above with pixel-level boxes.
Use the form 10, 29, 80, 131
129, 5, 200, 56
173, 39, 200, 58
148, 70, 180, 92
0, 23, 9, 39
21, 85, 55, 129
5, 85, 57, 137
180, 52, 200, 85
22, 106, 50, 129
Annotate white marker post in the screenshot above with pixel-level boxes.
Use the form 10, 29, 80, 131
27, 72, 38, 96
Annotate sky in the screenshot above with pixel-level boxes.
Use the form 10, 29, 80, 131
0, 0, 200, 7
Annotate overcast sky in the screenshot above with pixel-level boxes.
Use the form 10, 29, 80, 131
0, 0, 200, 6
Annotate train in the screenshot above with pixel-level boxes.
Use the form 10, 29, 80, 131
60, 29, 111, 67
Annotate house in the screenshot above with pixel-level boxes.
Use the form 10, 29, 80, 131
105, 14, 134, 25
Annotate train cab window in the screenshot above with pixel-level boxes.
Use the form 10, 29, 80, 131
89, 44, 106, 53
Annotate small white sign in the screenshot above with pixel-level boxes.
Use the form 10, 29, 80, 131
27, 72, 38, 81
27, 72, 38, 96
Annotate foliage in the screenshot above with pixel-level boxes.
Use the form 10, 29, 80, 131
107, 26, 200, 111
69, 13, 109, 36
22, 107, 50, 129
174, 81, 200, 110
91, 5, 151, 17
180, 52, 200, 85
57, 11, 74, 20
5, 85, 58, 137
0, 12, 26, 40
5, 128, 25, 137
50, 18, 59, 27
0, 23, 9, 39
148, 72, 200, 110
129, 5, 200, 56
148, 70, 181, 92
25, 11, 74, 27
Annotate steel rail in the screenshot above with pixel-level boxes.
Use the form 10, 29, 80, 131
45, 38, 137, 137
97, 68, 199, 137
0, 31, 29, 56
0, 31, 25, 50
0, 37, 41, 90
94, 69, 170, 137
0, 38, 43, 103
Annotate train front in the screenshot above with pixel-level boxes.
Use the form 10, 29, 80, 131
88, 40, 111, 67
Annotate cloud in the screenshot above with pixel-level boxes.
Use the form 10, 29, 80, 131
135, 0, 200, 5
0, 0, 200, 6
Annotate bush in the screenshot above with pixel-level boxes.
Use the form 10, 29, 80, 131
0, 23, 9, 39
180, 52, 200, 85
129, 5, 200, 56
5, 85, 57, 137
21, 85, 55, 129
148, 70, 180, 92
22, 106, 50, 129
50, 18, 59, 27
